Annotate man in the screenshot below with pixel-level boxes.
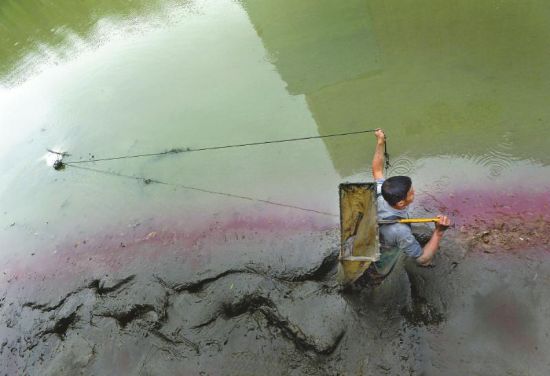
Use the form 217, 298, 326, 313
371, 128, 451, 277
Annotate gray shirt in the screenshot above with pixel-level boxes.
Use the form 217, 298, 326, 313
376, 179, 422, 258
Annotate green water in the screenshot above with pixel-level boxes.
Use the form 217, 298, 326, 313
1, 0, 550, 258
2, 1, 550, 374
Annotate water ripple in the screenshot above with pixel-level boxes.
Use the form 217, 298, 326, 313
388, 155, 415, 176
470, 134, 517, 177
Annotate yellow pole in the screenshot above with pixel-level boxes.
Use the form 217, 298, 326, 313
378, 218, 440, 224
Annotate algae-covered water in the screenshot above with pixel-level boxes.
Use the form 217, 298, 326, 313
1, 0, 550, 374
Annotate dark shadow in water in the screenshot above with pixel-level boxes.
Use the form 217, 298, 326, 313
240, 0, 550, 175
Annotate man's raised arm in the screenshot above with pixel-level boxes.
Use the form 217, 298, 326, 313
372, 129, 386, 180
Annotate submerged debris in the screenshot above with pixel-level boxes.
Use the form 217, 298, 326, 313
47, 149, 69, 171
53, 160, 65, 171
420, 189, 550, 252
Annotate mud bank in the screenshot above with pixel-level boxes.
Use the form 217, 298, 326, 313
419, 188, 550, 252
2, 214, 550, 375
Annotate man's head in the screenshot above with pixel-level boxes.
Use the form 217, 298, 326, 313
381, 176, 415, 209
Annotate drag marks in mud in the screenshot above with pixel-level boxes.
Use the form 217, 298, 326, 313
0, 249, 348, 374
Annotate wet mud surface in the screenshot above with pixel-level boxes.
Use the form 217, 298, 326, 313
2, 194, 550, 375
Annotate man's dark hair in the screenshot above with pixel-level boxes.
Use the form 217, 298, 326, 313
381, 176, 412, 206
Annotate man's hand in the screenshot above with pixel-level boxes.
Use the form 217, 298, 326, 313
435, 215, 451, 233
416, 215, 451, 266
372, 128, 386, 180
374, 128, 386, 145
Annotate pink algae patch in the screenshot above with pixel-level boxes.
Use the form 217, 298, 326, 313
419, 188, 550, 252
2, 209, 337, 286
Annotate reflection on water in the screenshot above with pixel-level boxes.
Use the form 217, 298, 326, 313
1, 0, 550, 261
0, 0, 342, 266
239, 0, 380, 96
0, 0, 179, 84
242, 0, 550, 175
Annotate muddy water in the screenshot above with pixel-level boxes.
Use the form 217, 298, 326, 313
1, 0, 550, 374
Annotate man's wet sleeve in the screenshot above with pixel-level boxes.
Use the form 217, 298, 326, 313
396, 229, 423, 258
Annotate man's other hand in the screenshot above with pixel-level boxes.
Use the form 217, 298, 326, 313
435, 215, 451, 232
374, 128, 386, 144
